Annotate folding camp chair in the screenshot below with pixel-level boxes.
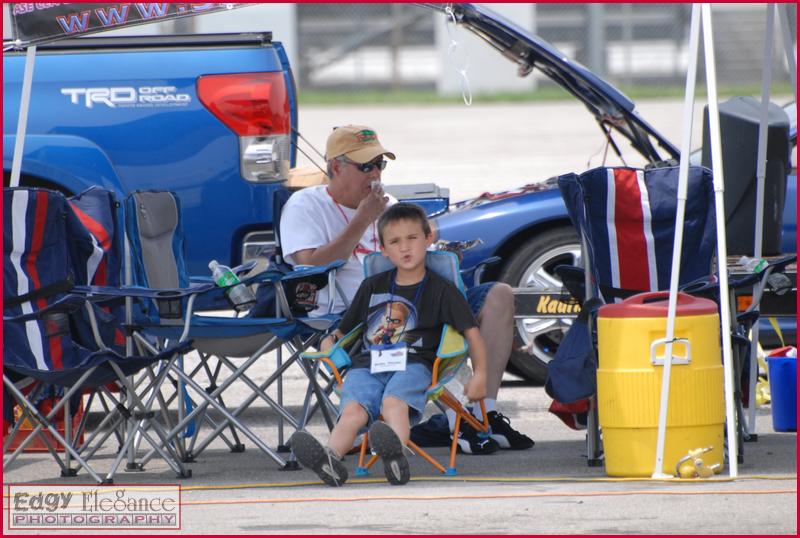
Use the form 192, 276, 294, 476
67, 187, 127, 349
554, 165, 717, 465
3, 187, 192, 484
62, 186, 214, 474
558, 165, 797, 466
298, 251, 491, 476
249, 186, 352, 454
123, 190, 339, 470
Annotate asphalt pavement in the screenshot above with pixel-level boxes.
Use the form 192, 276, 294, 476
3, 354, 797, 535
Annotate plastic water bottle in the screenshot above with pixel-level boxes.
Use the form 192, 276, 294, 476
444, 363, 473, 405
738, 255, 768, 274
208, 260, 256, 311
738, 256, 791, 295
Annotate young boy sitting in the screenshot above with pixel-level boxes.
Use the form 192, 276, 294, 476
289, 203, 488, 486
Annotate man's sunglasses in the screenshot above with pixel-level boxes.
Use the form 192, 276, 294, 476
343, 157, 387, 173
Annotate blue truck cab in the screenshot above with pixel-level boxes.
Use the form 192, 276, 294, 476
4, 33, 297, 275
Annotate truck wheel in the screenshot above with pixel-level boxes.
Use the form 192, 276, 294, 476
498, 227, 581, 384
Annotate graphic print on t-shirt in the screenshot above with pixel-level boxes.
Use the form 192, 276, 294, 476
366, 293, 418, 347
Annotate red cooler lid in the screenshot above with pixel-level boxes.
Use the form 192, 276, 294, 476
599, 291, 718, 318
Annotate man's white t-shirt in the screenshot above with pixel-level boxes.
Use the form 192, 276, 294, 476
280, 185, 396, 316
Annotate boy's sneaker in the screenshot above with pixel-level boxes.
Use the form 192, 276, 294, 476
368, 421, 411, 485
488, 411, 535, 450
288, 431, 348, 487
454, 421, 500, 455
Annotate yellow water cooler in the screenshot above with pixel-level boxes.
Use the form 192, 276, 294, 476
597, 291, 725, 477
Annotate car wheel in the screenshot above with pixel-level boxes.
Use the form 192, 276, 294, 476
498, 227, 581, 384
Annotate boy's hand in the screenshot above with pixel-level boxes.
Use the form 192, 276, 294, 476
464, 370, 487, 402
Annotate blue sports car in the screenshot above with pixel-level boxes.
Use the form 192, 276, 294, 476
418, 4, 796, 383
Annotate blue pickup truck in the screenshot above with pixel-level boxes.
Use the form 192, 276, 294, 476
4, 4, 795, 383
4, 32, 298, 275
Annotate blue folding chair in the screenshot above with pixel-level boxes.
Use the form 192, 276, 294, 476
67, 186, 127, 351
252, 185, 353, 451
123, 190, 338, 469
62, 186, 208, 473
558, 166, 717, 301
3, 187, 192, 484
554, 165, 717, 465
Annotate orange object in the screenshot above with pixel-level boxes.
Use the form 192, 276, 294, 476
736, 294, 753, 312
4, 398, 85, 453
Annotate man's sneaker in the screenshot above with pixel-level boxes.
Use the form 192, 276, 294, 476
368, 421, 411, 485
488, 411, 534, 450
454, 421, 500, 455
288, 431, 348, 487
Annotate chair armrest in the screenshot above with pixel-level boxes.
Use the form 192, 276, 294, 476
187, 260, 259, 285
554, 264, 587, 303
300, 322, 363, 381
300, 348, 351, 384
430, 325, 468, 387
3, 293, 91, 322
279, 260, 346, 283
231, 260, 258, 275
191, 267, 282, 287
468, 256, 501, 285
73, 282, 215, 299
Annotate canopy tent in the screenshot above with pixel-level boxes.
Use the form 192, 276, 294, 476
655, 3, 796, 479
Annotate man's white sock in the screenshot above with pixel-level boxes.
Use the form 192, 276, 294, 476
472, 399, 496, 421
446, 408, 457, 432
446, 399, 497, 430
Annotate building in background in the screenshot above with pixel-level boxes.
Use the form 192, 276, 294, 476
3, 3, 796, 96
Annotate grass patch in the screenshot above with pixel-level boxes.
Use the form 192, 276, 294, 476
298, 82, 795, 106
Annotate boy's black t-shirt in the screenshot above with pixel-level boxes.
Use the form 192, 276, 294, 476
338, 269, 478, 370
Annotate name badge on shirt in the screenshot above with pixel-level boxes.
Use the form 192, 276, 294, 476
370, 343, 407, 374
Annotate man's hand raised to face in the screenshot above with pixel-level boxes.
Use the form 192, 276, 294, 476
354, 184, 389, 226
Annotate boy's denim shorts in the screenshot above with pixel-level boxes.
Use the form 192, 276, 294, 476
466, 282, 495, 315
339, 363, 432, 426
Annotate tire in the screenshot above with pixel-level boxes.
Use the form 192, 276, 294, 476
498, 227, 581, 384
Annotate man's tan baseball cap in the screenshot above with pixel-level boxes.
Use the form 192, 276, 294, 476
325, 125, 396, 163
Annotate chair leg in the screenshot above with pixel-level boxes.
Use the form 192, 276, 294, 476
103, 361, 192, 482
62, 397, 77, 477
586, 396, 603, 467
3, 376, 103, 483
448, 414, 462, 474
355, 432, 371, 476
147, 365, 288, 467
187, 351, 303, 459
407, 439, 447, 474
3, 384, 43, 455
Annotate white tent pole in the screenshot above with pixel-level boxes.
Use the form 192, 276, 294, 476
651, 3, 701, 480
701, 2, 738, 478
746, 2, 776, 437
778, 3, 797, 103
9, 45, 36, 188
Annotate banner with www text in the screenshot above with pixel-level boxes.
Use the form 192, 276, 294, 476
9, 3, 250, 48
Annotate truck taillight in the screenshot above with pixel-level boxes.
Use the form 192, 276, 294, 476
198, 72, 291, 182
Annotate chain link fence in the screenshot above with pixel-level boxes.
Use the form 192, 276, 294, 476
296, 3, 797, 94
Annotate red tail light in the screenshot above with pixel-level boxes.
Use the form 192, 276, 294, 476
197, 72, 290, 136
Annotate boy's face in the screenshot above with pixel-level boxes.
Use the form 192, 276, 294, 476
379, 218, 432, 272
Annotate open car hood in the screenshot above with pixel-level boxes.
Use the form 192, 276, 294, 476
424, 3, 680, 164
